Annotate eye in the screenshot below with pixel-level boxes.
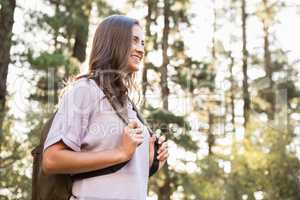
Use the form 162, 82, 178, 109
132, 36, 145, 47
133, 36, 139, 44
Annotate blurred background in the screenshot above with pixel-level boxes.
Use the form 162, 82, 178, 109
1, 0, 300, 199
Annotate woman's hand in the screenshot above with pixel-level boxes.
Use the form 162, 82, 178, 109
149, 135, 156, 167
149, 134, 169, 170
118, 121, 144, 161
156, 135, 169, 170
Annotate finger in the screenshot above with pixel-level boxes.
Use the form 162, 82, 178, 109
158, 144, 168, 154
158, 148, 168, 157
158, 151, 169, 161
124, 126, 131, 135
158, 152, 168, 161
158, 147, 167, 155
163, 153, 169, 160
134, 134, 144, 140
135, 138, 144, 145
158, 135, 166, 144
158, 142, 168, 153
158, 159, 168, 169
157, 152, 168, 160
150, 135, 156, 143
136, 128, 143, 134
134, 134, 144, 139
133, 134, 144, 140
160, 141, 168, 148
130, 128, 143, 135
128, 121, 139, 129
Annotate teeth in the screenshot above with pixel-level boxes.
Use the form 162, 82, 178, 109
132, 55, 141, 60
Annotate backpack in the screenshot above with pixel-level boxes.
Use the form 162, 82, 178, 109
31, 90, 160, 200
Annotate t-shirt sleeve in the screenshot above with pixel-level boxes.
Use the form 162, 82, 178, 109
43, 81, 95, 152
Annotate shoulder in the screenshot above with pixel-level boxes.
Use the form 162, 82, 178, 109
58, 78, 104, 110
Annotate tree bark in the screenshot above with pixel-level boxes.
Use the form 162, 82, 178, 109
241, 0, 250, 127
212, 0, 217, 61
72, 0, 92, 63
207, 0, 217, 156
141, 0, 153, 108
229, 52, 236, 137
207, 110, 215, 155
157, 1, 171, 200
160, 0, 170, 111
0, 0, 16, 138
262, 0, 275, 119
228, 51, 237, 156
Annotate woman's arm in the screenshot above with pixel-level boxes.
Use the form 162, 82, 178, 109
43, 122, 143, 175
43, 141, 126, 174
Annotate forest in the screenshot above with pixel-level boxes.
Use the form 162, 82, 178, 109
1, 0, 300, 199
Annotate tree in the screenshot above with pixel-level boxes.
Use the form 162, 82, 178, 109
141, 0, 159, 109
241, 0, 250, 127
0, 1, 118, 198
134, 0, 200, 199
0, 0, 16, 140
224, 1, 300, 199
0, 2, 30, 199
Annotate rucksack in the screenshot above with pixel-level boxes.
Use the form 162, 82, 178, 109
31, 90, 160, 200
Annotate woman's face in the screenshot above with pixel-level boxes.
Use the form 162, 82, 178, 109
127, 25, 145, 72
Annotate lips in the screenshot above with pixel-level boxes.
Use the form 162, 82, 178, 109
130, 55, 142, 63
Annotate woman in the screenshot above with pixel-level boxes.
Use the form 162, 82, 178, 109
42, 15, 169, 199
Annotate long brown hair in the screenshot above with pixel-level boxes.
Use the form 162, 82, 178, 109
82, 15, 140, 107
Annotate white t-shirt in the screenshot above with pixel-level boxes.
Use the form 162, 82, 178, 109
43, 78, 150, 200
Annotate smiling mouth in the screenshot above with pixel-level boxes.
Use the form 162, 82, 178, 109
131, 55, 142, 61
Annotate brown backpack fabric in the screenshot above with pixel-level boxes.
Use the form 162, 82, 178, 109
31, 112, 73, 200
31, 89, 160, 200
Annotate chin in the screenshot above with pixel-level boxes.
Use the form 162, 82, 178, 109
128, 64, 139, 72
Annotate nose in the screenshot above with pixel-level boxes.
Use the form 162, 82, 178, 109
135, 43, 145, 55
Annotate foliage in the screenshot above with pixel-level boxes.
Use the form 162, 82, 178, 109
1, 0, 300, 199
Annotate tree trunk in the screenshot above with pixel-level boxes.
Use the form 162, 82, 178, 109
207, 110, 215, 155
207, 0, 217, 156
160, 0, 170, 111
0, 0, 16, 138
142, 0, 153, 108
212, 0, 217, 61
72, 0, 92, 63
263, 22, 272, 83
229, 52, 236, 135
228, 51, 237, 154
262, 0, 275, 119
241, 0, 250, 127
157, 1, 171, 200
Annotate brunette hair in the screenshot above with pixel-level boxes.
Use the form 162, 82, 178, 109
81, 15, 141, 106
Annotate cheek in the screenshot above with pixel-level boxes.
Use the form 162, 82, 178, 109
128, 57, 135, 66
130, 45, 136, 52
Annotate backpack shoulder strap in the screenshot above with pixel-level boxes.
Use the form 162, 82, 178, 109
72, 99, 159, 180
128, 98, 160, 177
31, 110, 57, 157
36, 79, 159, 180
71, 160, 129, 180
